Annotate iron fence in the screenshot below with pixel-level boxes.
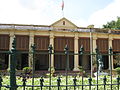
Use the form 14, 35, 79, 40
0, 37, 120, 90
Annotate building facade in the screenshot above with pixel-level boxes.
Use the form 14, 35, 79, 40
0, 17, 120, 71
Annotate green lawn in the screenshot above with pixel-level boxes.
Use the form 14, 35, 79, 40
1, 75, 120, 90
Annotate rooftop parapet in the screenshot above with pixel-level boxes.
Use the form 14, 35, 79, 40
0, 24, 120, 34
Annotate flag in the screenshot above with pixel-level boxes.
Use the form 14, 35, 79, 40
62, 0, 64, 10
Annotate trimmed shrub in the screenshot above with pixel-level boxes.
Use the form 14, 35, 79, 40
22, 67, 32, 75
115, 67, 120, 75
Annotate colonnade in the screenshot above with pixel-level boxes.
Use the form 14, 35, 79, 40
8, 31, 114, 71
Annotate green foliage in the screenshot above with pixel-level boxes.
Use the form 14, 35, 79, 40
103, 17, 120, 29
114, 54, 120, 66
78, 66, 84, 72
78, 66, 86, 76
22, 67, 32, 74
115, 67, 120, 75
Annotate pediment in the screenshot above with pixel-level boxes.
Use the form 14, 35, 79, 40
51, 17, 77, 29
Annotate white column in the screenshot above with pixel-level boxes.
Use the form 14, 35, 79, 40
108, 36, 114, 70
28, 32, 34, 68
92, 36, 97, 53
8, 32, 15, 69
91, 36, 97, 76
73, 34, 79, 71
49, 33, 54, 68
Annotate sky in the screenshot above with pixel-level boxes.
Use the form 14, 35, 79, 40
0, 0, 120, 28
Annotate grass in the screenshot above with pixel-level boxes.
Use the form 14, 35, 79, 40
0, 75, 120, 90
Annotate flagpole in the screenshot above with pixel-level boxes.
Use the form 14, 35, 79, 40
90, 28, 93, 77
62, 10, 64, 17
62, 0, 64, 17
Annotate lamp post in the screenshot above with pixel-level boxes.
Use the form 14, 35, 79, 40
31, 44, 36, 90
90, 28, 93, 77
88, 25, 94, 77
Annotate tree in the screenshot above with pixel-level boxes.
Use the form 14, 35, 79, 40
103, 17, 120, 29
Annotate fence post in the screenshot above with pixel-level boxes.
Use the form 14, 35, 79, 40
73, 76, 77, 90
48, 44, 53, 90
40, 77, 44, 90
79, 45, 84, 90
79, 45, 84, 61
22, 76, 26, 90
57, 77, 61, 90
79, 45, 84, 70
103, 76, 107, 90
88, 77, 92, 90
31, 44, 36, 90
64, 45, 69, 90
109, 47, 113, 90
117, 76, 120, 90
64, 45, 70, 71
10, 37, 17, 90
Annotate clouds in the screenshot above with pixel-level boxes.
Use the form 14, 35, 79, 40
88, 0, 120, 27
0, 0, 62, 25
0, 0, 119, 28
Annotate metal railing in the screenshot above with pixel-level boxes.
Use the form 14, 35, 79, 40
0, 38, 120, 90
